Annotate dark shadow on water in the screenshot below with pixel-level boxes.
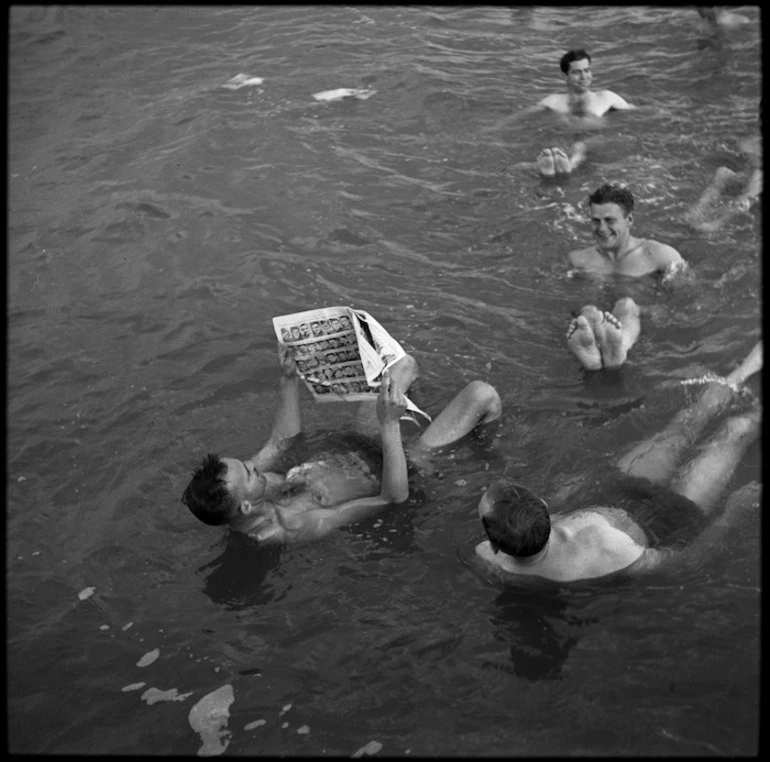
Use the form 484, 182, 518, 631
197, 531, 283, 610
483, 587, 597, 681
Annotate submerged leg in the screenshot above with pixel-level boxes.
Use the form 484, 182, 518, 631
617, 340, 762, 483
685, 166, 741, 231
566, 141, 587, 172
670, 405, 761, 515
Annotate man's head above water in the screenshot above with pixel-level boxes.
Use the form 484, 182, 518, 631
559, 48, 591, 76
181, 453, 267, 528
478, 479, 551, 558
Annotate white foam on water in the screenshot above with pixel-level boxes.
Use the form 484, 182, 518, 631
188, 684, 234, 757
121, 682, 146, 692
137, 648, 160, 667
352, 740, 383, 757
244, 719, 266, 731
222, 73, 264, 90
141, 686, 193, 705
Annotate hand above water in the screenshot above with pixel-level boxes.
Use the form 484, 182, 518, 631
277, 342, 299, 379
376, 371, 408, 424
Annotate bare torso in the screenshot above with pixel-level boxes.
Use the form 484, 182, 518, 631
248, 456, 381, 544
568, 238, 682, 278
541, 90, 628, 119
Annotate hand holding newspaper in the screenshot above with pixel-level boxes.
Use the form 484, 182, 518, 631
272, 306, 431, 422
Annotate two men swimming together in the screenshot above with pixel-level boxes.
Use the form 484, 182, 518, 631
183, 336, 761, 584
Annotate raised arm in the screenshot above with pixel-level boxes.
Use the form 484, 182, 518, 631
251, 343, 302, 471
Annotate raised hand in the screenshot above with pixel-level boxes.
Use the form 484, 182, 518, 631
376, 371, 408, 424
277, 342, 299, 379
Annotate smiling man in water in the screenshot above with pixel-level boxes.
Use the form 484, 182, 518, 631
565, 183, 687, 370
534, 49, 635, 178
474, 341, 762, 583
182, 343, 502, 546
539, 49, 635, 119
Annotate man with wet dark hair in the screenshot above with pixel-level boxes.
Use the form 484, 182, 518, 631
182, 343, 502, 545
565, 183, 686, 370
532, 48, 635, 178
538, 49, 635, 118
474, 341, 762, 583
569, 183, 684, 278
480, 483, 551, 558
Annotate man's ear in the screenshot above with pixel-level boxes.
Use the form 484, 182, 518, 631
239, 500, 254, 516
627, 211, 634, 227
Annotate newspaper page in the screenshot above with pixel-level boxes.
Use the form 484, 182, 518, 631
272, 306, 431, 421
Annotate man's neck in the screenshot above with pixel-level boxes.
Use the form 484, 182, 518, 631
511, 540, 551, 568
263, 472, 286, 500
600, 234, 639, 262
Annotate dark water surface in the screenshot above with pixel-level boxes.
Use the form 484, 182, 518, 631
8, 6, 761, 756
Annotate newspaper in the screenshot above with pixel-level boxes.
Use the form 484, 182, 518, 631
272, 306, 431, 421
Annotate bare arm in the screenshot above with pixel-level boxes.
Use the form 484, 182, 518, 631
272, 370, 411, 544
606, 90, 635, 110
251, 343, 302, 471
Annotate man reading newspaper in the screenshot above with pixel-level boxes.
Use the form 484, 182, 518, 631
182, 341, 501, 546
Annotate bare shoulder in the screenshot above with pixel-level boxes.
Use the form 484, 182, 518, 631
567, 245, 597, 267
539, 92, 567, 112
644, 238, 684, 267
586, 506, 648, 546
601, 89, 634, 110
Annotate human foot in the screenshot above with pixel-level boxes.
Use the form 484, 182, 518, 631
566, 315, 602, 370
537, 148, 556, 178
611, 297, 641, 353
592, 311, 627, 368
552, 148, 572, 175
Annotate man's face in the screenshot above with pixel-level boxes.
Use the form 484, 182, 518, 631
566, 57, 593, 92
589, 202, 633, 251
222, 457, 267, 505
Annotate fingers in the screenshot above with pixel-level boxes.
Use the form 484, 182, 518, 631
380, 371, 407, 407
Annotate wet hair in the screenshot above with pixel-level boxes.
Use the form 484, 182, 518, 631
588, 183, 635, 216
560, 49, 591, 75
481, 480, 551, 558
181, 453, 238, 526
